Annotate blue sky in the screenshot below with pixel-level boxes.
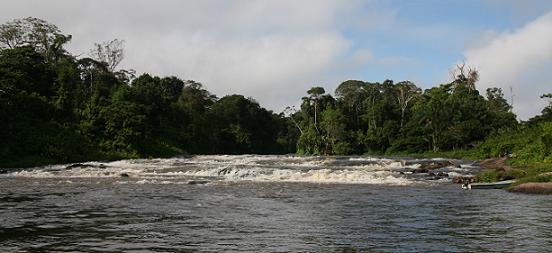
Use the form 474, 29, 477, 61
1, 0, 552, 119
345, 0, 552, 87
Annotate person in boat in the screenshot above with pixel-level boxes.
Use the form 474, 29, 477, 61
461, 178, 472, 190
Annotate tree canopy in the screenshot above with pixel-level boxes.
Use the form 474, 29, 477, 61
1, 17, 551, 167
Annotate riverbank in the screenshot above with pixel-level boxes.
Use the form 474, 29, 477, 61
473, 159, 552, 194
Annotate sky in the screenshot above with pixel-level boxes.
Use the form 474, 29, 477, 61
1, 0, 552, 120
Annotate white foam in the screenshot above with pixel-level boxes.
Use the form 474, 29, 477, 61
3, 155, 477, 186
179, 166, 412, 185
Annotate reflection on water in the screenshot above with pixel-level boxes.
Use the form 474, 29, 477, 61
1, 156, 551, 252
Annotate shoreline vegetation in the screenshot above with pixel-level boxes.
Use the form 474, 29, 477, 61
1, 18, 551, 193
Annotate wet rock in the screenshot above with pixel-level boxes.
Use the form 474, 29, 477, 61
450, 161, 462, 168
99, 164, 106, 169
120, 173, 130, 178
420, 160, 454, 171
412, 168, 429, 174
427, 171, 449, 180
218, 168, 231, 175
187, 180, 209, 185
65, 163, 94, 170
437, 172, 449, 178
0, 169, 8, 174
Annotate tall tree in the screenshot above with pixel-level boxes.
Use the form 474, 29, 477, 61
307, 86, 325, 132
395, 81, 421, 127
0, 17, 71, 62
335, 80, 366, 128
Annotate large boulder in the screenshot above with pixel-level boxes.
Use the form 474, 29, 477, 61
412, 168, 429, 174
65, 163, 94, 170
420, 160, 455, 170
509, 183, 552, 194
477, 157, 511, 170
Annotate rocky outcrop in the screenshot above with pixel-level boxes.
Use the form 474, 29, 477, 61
412, 168, 429, 174
65, 163, 103, 170
476, 157, 511, 171
187, 180, 209, 185
412, 160, 457, 174
427, 171, 449, 180
509, 183, 552, 194
420, 160, 456, 170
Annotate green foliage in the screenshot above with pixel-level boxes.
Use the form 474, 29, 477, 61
297, 126, 323, 155
0, 17, 295, 167
1, 17, 550, 169
476, 169, 526, 183
295, 75, 518, 156
471, 122, 552, 164
476, 163, 552, 186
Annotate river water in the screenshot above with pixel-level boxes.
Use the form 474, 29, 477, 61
1, 155, 551, 252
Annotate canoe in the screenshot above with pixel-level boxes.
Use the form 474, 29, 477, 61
468, 180, 515, 189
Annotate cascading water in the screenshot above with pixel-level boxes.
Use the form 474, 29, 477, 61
3, 155, 478, 185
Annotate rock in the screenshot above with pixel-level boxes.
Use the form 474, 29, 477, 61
187, 180, 209, 185
437, 172, 449, 177
452, 176, 463, 184
412, 168, 429, 174
449, 160, 462, 168
428, 171, 449, 180
420, 160, 454, 170
218, 168, 232, 175
99, 164, 106, 169
120, 173, 130, 177
0, 169, 8, 174
65, 163, 94, 170
509, 183, 552, 194
477, 157, 511, 170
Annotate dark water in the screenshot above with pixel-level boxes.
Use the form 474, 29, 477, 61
1, 156, 551, 252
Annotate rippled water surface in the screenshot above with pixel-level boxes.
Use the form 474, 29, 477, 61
1, 155, 551, 252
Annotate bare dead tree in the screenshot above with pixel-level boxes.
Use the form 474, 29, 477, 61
90, 39, 125, 72
450, 62, 479, 92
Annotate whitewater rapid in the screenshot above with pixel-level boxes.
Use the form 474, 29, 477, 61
2, 155, 479, 185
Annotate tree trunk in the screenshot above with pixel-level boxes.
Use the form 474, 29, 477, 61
314, 101, 319, 133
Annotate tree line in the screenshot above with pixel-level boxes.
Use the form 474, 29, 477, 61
0, 18, 550, 167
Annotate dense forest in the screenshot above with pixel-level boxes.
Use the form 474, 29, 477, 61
1, 17, 551, 167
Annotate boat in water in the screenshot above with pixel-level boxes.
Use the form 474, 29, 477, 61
464, 180, 515, 189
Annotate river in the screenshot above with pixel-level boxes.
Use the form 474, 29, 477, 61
1, 155, 551, 252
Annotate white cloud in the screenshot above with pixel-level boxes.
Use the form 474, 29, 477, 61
0, 0, 363, 112
464, 11, 552, 120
